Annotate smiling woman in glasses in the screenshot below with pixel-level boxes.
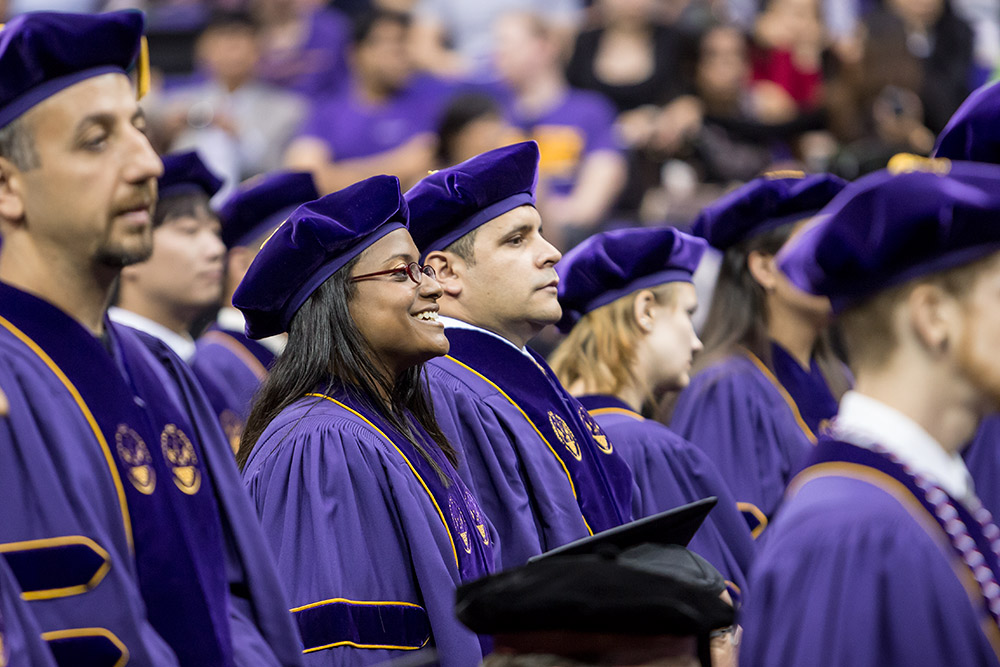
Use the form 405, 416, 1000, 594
232, 174, 496, 666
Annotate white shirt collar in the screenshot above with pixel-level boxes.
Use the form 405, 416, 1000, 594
833, 390, 975, 504
107, 307, 197, 362
439, 315, 535, 360
214, 306, 286, 356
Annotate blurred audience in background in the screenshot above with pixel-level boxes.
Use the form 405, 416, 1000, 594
11, 0, 994, 249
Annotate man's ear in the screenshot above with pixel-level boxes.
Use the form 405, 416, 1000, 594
425, 250, 464, 298
907, 283, 958, 356
0, 156, 26, 224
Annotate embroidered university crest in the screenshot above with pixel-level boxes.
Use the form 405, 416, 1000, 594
549, 411, 581, 461
449, 496, 472, 554
160, 424, 201, 495
115, 424, 156, 494
578, 405, 613, 454
464, 489, 490, 546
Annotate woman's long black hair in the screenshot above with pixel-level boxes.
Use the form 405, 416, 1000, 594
237, 255, 457, 477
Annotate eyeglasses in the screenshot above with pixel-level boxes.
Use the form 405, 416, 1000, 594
350, 261, 437, 285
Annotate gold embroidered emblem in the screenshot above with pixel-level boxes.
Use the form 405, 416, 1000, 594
219, 409, 243, 455
887, 153, 951, 175
549, 411, 581, 461
464, 490, 490, 546
160, 424, 201, 495
577, 406, 613, 454
449, 497, 472, 554
115, 424, 156, 494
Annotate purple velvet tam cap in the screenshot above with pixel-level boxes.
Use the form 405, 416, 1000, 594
777, 158, 1000, 315
934, 80, 1000, 163
158, 151, 223, 202
693, 172, 848, 250
233, 174, 408, 339
0, 10, 145, 129
219, 171, 320, 249
405, 141, 539, 258
555, 227, 708, 333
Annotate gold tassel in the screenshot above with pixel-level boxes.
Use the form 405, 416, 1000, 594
136, 35, 150, 100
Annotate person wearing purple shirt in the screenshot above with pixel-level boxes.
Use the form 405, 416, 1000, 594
0, 12, 301, 666
406, 141, 635, 570
666, 173, 852, 535
493, 11, 627, 248
550, 226, 755, 600
254, 1, 352, 98
742, 159, 1000, 667
285, 10, 453, 195
234, 175, 495, 665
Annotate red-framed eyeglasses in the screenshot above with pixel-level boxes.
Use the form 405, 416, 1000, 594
350, 261, 437, 285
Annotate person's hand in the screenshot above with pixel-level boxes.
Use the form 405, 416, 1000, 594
0, 387, 9, 418
650, 95, 703, 154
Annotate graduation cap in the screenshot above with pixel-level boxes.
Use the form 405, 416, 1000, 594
777, 156, 1000, 314
0, 10, 149, 129
158, 151, 224, 202
455, 498, 733, 661
405, 141, 539, 258
555, 226, 708, 333
693, 172, 847, 250
934, 79, 1000, 163
219, 172, 320, 249
233, 174, 408, 339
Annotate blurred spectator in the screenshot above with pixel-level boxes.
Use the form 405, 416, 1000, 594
253, 0, 352, 97
662, 24, 813, 184
147, 10, 307, 198
284, 9, 452, 192
824, 0, 971, 178
494, 11, 627, 248
566, 0, 687, 114
410, 0, 582, 81
435, 92, 515, 167
876, 0, 974, 134
751, 0, 825, 116
952, 0, 1000, 80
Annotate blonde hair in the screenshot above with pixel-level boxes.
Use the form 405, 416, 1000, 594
550, 283, 681, 397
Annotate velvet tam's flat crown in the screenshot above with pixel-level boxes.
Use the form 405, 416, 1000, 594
405, 141, 539, 257
233, 174, 408, 339
555, 226, 707, 333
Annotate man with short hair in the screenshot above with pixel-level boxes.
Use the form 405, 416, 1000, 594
407, 141, 634, 569
741, 158, 1000, 666
190, 171, 319, 452
110, 150, 227, 361
0, 12, 301, 665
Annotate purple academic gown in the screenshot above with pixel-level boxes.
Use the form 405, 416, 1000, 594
242, 384, 496, 666
670, 351, 816, 535
742, 438, 1000, 666
425, 328, 634, 568
190, 325, 275, 454
963, 417, 1000, 524
0, 553, 57, 666
578, 395, 755, 598
770, 342, 841, 436
0, 282, 302, 667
